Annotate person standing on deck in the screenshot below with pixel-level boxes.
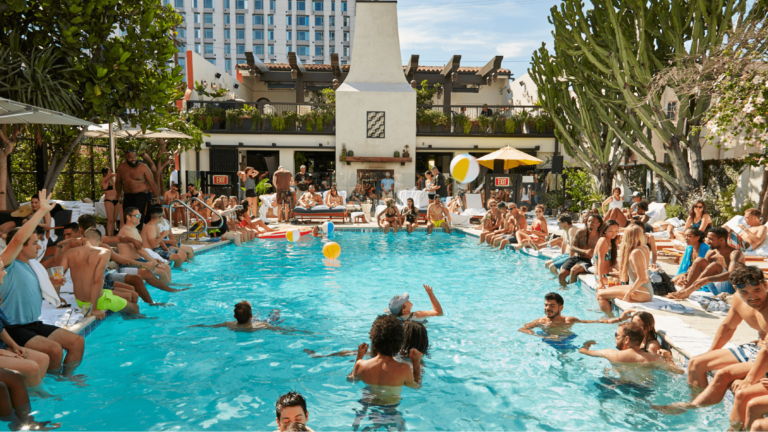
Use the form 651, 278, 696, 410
115, 149, 159, 230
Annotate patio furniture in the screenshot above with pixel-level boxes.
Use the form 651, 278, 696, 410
293, 191, 349, 223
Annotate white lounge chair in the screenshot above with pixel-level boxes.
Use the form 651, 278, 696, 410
461, 193, 487, 220
724, 215, 768, 257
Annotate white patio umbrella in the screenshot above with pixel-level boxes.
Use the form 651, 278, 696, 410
84, 123, 192, 172
0, 98, 94, 126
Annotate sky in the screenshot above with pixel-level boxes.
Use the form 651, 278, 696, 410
396, 0, 562, 80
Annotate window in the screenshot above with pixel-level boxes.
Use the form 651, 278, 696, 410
314, 31, 323, 41
315, 46, 323, 56
224, 29, 230, 38
343, 46, 349, 56
235, 0, 247, 8
179, 57, 186, 67
207, 58, 216, 66
178, 43, 187, 52
204, 43, 213, 53
254, 0, 263, 8
314, 60, 323, 64
284, 31, 291, 40
178, 28, 186, 38
194, 28, 200, 38
204, 13, 213, 23
287, 45, 293, 52
204, 0, 213, 8
297, 15, 309, 25
331, 1, 334, 11
225, 44, 230, 54
253, 15, 263, 24
343, 16, 349, 26
267, 15, 274, 25
195, 43, 200, 53
329, 16, 334, 26
236, 14, 244, 24
667, 102, 677, 121
253, 30, 263, 39
286, 16, 292, 25
268, 45, 274, 55
181, 12, 186, 22
288, 1, 292, 9
341, 60, 347, 65
343, 31, 349, 41
297, 1, 305, 10
224, 14, 230, 23
270, 0, 275, 10
236, 44, 245, 54
236, 29, 245, 39
329, 31, 334, 41
194, 13, 200, 23
224, 0, 229, 7
254, 45, 264, 54
225, 59, 231, 71
298, 46, 309, 56
175, 0, 184, 7
204, 28, 213, 38
329, 46, 334, 54
315, 16, 323, 26
268, 30, 274, 40
341, 1, 346, 11
297, 31, 309, 40
313, 1, 322, 11
193, 0, 197, 7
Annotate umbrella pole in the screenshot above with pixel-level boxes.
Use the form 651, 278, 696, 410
109, 124, 116, 173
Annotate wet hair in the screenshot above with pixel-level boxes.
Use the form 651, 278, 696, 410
369, 314, 405, 357
30, 194, 39, 201
558, 214, 573, 225
535, 204, 545, 213
401, 321, 430, 357
78, 214, 97, 231
745, 208, 762, 219
633, 312, 658, 352
689, 200, 708, 219
424, 171, 432, 177
619, 322, 644, 347
275, 391, 308, 418
149, 205, 164, 218
685, 228, 705, 244
600, 220, 619, 267
240, 199, 250, 210
406, 198, 416, 212
730, 265, 765, 288
83, 227, 102, 241
707, 226, 728, 241
284, 422, 310, 432
6, 228, 34, 246
124, 206, 140, 223
619, 224, 644, 282
234, 301, 252, 324
63, 222, 79, 233
544, 292, 564, 306
101, 167, 110, 175
637, 201, 649, 212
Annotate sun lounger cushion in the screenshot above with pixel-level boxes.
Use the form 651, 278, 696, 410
646, 202, 667, 224
724, 216, 768, 256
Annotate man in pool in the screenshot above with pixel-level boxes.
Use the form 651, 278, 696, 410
654, 266, 768, 413
191, 301, 306, 333
388, 284, 444, 322
426, 198, 451, 234
578, 323, 682, 374
274, 391, 313, 432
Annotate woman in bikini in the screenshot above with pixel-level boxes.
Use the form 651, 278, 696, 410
665, 200, 711, 242
378, 199, 400, 234
101, 167, 120, 236
602, 187, 628, 227
326, 186, 344, 209
591, 220, 620, 288
514, 204, 549, 250
596, 224, 653, 315
401, 198, 419, 234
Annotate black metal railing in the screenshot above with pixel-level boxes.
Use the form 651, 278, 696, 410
416, 105, 555, 136
186, 100, 335, 134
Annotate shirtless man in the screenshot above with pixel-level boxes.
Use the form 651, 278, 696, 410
557, 214, 602, 286
545, 214, 579, 275
488, 203, 517, 247
579, 322, 682, 376
118, 207, 173, 285
668, 227, 745, 299
519, 293, 633, 340
727, 208, 768, 253
427, 198, 451, 234
60, 228, 139, 319
298, 185, 322, 209
387, 284, 443, 322
162, 182, 182, 227
496, 205, 529, 251
190, 301, 304, 333
349, 314, 422, 405
273, 166, 294, 222
654, 266, 768, 415
141, 206, 186, 268
114, 149, 159, 229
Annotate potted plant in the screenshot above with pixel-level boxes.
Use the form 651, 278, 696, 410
271, 115, 286, 132
505, 114, 519, 134
493, 117, 505, 134
453, 113, 469, 135
243, 104, 260, 131
394, 151, 400, 158
477, 115, 491, 135
282, 111, 299, 131
225, 108, 245, 130
346, 150, 354, 157
434, 112, 449, 133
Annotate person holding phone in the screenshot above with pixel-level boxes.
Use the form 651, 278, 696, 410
726, 208, 767, 253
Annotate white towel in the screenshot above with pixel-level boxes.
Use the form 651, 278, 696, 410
28, 259, 61, 307
144, 248, 168, 263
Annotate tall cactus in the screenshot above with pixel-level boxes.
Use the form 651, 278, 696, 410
545, 0, 749, 200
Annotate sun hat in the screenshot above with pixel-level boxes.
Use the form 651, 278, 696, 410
11, 203, 32, 218
389, 292, 409, 315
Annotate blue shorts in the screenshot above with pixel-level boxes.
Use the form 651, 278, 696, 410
541, 333, 579, 350
552, 254, 570, 269
729, 342, 760, 363
708, 281, 735, 296
119, 257, 146, 273
152, 247, 172, 260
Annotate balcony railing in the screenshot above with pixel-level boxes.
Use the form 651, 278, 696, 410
416, 105, 555, 136
186, 100, 335, 134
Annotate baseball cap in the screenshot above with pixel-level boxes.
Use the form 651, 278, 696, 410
389, 292, 409, 315
632, 192, 642, 198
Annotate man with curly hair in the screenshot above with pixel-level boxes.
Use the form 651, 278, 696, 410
350, 315, 422, 403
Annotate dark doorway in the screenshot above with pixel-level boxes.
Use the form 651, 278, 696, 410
294, 151, 336, 191
246, 150, 279, 180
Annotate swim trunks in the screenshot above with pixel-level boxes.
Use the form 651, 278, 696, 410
103, 270, 127, 290
708, 281, 735, 296
729, 342, 760, 363
561, 256, 592, 272
541, 333, 579, 350
152, 247, 172, 261
552, 253, 570, 269
119, 257, 147, 274
76, 289, 128, 313
432, 220, 444, 228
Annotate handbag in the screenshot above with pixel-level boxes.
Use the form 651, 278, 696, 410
650, 268, 676, 296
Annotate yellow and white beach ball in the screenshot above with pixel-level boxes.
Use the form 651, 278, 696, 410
322, 221, 335, 234
286, 229, 301, 242
322, 242, 341, 259
450, 154, 480, 184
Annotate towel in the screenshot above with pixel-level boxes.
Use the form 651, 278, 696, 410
144, 248, 168, 263
28, 259, 61, 307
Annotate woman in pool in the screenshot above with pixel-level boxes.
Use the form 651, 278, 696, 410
378, 199, 400, 234
589, 220, 620, 289
631, 311, 661, 355
325, 186, 344, 209
304, 320, 429, 363
672, 228, 709, 285
101, 167, 120, 235
666, 200, 711, 243
596, 225, 653, 315
401, 198, 419, 234
514, 204, 549, 250
602, 187, 628, 227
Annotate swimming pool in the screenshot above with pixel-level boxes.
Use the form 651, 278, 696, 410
36, 231, 729, 430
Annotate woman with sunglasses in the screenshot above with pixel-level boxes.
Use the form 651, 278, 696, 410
325, 186, 344, 209
513, 205, 549, 250
667, 201, 711, 243
596, 225, 653, 315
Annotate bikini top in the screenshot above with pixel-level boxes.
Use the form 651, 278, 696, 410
106, 185, 114, 191
691, 218, 702, 229
385, 207, 398, 217
594, 246, 611, 263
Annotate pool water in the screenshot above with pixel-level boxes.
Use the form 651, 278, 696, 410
36, 231, 729, 430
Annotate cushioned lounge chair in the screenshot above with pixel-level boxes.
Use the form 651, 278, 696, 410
293, 191, 349, 223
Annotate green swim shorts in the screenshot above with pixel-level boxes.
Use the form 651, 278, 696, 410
76, 289, 128, 313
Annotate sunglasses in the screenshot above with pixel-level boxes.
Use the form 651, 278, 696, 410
694, 206, 703, 209
735, 279, 764, 289
132, 213, 142, 218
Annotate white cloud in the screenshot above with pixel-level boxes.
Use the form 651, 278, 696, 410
496, 41, 536, 58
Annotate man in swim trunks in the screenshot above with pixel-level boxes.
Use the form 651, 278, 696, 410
115, 149, 159, 229
190, 301, 304, 333
426, 198, 451, 234
519, 293, 633, 340
496, 205, 529, 251
298, 185, 322, 210
655, 266, 768, 413
669, 227, 745, 299
579, 322, 681, 374
118, 207, 173, 286
487, 203, 517, 247
388, 284, 443, 322
141, 205, 187, 268
545, 214, 579, 274
162, 182, 182, 227
273, 166, 294, 222
726, 208, 767, 253
275, 391, 314, 432
558, 214, 602, 286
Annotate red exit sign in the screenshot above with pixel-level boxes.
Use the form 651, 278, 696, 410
495, 177, 510, 187
212, 175, 229, 185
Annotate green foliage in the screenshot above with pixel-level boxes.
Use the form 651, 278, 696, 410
294, 151, 308, 170
394, 151, 400, 157
225, 108, 245, 130
321, 88, 336, 107
563, 163, 604, 212
253, 178, 271, 206
505, 117, 517, 134
282, 111, 298, 130
271, 116, 285, 132
477, 115, 491, 134
415, 80, 438, 105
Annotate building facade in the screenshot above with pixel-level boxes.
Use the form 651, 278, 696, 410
171, 0, 355, 76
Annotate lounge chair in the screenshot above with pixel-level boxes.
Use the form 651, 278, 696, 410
723, 215, 768, 257
293, 191, 349, 223
461, 193, 487, 221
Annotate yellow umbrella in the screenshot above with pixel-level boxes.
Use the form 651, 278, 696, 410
477, 146, 543, 170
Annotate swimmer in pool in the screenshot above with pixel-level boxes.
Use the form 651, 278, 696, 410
190, 301, 308, 334
274, 391, 314, 432
387, 284, 443, 323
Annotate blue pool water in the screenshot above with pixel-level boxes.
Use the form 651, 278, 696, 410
36, 231, 729, 430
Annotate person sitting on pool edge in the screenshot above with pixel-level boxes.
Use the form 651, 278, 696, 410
191, 301, 306, 334
141, 206, 187, 268
274, 391, 313, 432
388, 284, 444, 322
426, 197, 451, 235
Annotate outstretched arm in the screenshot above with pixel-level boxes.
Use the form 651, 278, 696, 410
576, 310, 633, 324
0, 189, 54, 265
518, 319, 545, 336
414, 284, 443, 318
578, 341, 619, 360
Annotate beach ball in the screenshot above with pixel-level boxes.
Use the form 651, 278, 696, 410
322, 242, 341, 259
286, 229, 301, 242
450, 154, 480, 184
322, 221, 335, 234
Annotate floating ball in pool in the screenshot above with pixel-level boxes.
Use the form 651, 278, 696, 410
322, 221, 335, 234
286, 229, 301, 242
450, 154, 479, 184
322, 242, 341, 259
